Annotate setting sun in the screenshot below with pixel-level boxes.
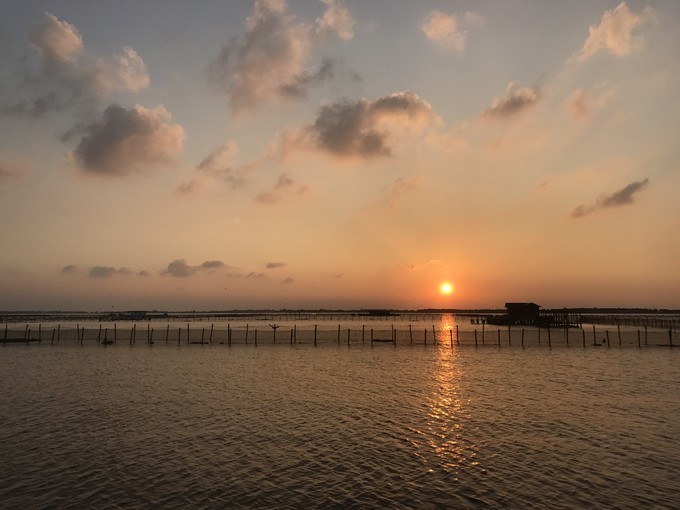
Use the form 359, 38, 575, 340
439, 282, 454, 295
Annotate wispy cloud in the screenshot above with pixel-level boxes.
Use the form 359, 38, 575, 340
61, 265, 78, 274
571, 2, 650, 63
266, 262, 287, 269
73, 104, 184, 175
209, 0, 354, 113
481, 83, 540, 121
571, 178, 650, 218
255, 172, 310, 204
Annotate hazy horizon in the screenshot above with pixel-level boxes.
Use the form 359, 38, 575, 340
1, 1, 679, 311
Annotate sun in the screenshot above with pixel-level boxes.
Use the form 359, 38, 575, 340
439, 281, 454, 295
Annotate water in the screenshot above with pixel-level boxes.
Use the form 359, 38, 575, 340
1, 340, 678, 508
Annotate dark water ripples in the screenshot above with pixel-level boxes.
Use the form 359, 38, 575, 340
1, 345, 678, 508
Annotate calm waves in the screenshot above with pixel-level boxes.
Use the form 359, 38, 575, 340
1, 341, 678, 508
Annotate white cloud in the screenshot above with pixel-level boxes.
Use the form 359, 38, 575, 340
572, 2, 648, 62
422, 10, 480, 53
209, 0, 354, 113
29, 12, 83, 69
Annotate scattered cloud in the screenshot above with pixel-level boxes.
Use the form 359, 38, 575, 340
61, 265, 78, 274
266, 262, 287, 269
138, 270, 151, 277
282, 277, 294, 284
255, 172, 310, 204
209, 0, 354, 113
73, 104, 185, 175
481, 83, 540, 121
162, 259, 232, 277
422, 10, 480, 53
571, 178, 650, 218
246, 271, 266, 278
3, 12, 149, 118
89, 266, 132, 278
571, 3, 649, 63
306, 91, 438, 159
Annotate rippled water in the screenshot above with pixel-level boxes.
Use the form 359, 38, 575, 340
1, 340, 678, 508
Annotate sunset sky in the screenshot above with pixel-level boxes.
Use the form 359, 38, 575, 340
1, 1, 678, 311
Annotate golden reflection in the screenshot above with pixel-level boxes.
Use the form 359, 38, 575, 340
418, 315, 476, 472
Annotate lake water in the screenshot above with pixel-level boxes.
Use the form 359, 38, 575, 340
1, 319, 678, 508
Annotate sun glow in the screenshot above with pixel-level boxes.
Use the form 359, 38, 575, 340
439, 281, 453, 295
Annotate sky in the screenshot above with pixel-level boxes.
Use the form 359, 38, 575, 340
0, 0, 679, 311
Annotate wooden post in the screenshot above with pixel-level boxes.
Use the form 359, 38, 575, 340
337, 324, 340, 343
3, 324, 7, 342
201, 328, 205, 344
370, 328, 374, 346
482, 323, 485, 344
507, 324, 511, 346
187, 323, 190, 344
592, 324, 596, 346
51, 329, 55, 345
582, 329, 586, 348
314, 325, 317, 346
347, 328, 350, 346
424, 329, 427, 346
81, 326, 85, 345
474, 329, 478, 346
228, 324, 232, 346
644, 324, 648, 346
547, 326, 551, 348
114, 324, 117, 344
409, 324, 413, 344
97, 324, 102, 344
606, 330, 610, 348
669, 329, 674, 347
245, 324, 249, 343
497, 329, 501, 346
456, 324, 459, 345
449, 329, 453, 348
148, 324, 151, 344
290, 328, 294, 345
637, 330, 641, 348
294, 325, 297, 344
165, 325, 169, 343
38, 324, 42, 342
76, 324, 79, 344
150, 329, 154, 344
178, 327, 181, 345
210, 324, 214, 344
521, 328, 525, 347
617, 324, 621, 346
432, 325, 437, 345
24, 324, 29, 339
362, 325, 365, 344
254, 328, 258, 346
57, 324, 60, 343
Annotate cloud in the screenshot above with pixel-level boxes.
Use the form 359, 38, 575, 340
571, 178, 650, 218
266, 262, 286, 269
572, 3, 648, 63
138, 270, 151, 277
209, 0, 353, 113
72, 104, 184, 175
422, 11, 480, 53
387, 175, 423, 208
3, 12, 149, 118
255, 172, 310, 204
61, 265, 78, 274
307, 91, 437, 158
481, 83, 540, 121
282, 277, 294, 284
89, 266, 132, 278
29, 12, 83, 70
246, 271, 266, 278
162, 259, 232, 277
0, 154, 29, 181
315, 0, 354, 40
566, 84, 615, 122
